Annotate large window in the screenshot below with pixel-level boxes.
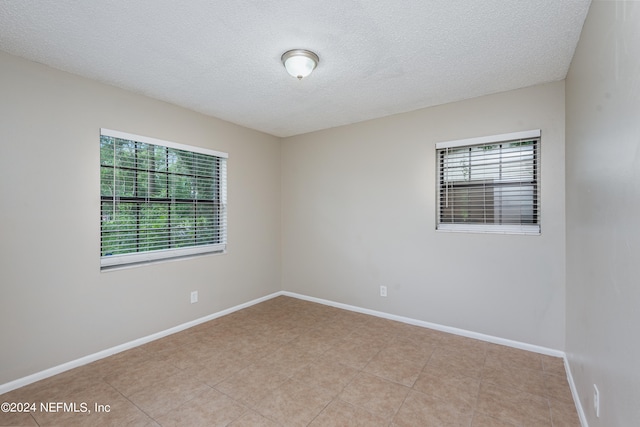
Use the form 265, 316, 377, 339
100, 129, 227, 269
436, 130, 540, 234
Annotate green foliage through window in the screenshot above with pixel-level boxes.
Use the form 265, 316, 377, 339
100, 131, 227, 267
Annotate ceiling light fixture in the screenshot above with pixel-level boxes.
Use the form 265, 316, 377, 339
281, 49, 319, 80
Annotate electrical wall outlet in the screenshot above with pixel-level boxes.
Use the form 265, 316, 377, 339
190, 291, 198, 304
380, 286, 387, 297
593, 384, 600, 417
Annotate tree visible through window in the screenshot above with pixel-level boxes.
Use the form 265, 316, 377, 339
100, 129, 227, 269
436, 130, 540, 234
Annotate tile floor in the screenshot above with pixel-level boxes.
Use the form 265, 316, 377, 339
0, 296, 581, 426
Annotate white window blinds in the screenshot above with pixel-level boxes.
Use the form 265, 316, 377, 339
436, 130, 540, 235
100, 129, 228, 269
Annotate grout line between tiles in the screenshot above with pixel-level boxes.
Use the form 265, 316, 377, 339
1, 296, 580, 427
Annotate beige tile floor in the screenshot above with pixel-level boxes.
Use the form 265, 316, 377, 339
0, 296, 581, 426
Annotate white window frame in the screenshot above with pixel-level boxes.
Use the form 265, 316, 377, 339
100, 129, 228, 269
435, 129, 541, 235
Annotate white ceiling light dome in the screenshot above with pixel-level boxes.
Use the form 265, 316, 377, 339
281, 49, 319, 80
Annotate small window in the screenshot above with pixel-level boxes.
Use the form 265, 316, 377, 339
436, 130, 540, 235
100, 129, 227, 269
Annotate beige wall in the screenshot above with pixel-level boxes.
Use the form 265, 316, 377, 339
282, 81, 566, 349
0, 51, 282, 384
0, 43, 573, 388
566, 1, 640, 425
5, 5, 639, 421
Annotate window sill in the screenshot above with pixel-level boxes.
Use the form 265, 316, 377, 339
436, 224, 540, 235
100, 246, 226, 271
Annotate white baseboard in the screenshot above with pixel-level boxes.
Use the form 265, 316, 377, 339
283, 291, 564, 357
2, 289, 574, 408
564, 356, 588, 427
285, 292, 587, 425
0, 292, 282, 395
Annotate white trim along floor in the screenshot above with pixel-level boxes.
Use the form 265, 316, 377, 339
0, 291, 585, 426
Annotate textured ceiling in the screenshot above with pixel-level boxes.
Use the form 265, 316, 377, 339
0, 0, 591, 137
